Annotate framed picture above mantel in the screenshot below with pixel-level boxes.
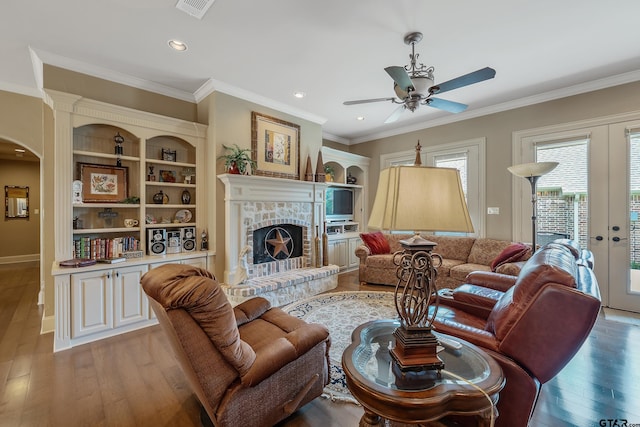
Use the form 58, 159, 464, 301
251, 112, 300, 180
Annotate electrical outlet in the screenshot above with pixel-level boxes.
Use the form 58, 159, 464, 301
487, 207, 500, 215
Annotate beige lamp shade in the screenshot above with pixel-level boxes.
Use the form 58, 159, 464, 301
368, 165, 474, 233
507, 162, 559, 178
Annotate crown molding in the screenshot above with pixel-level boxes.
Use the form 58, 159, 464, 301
32, 48, 197, 102
194, 78, 327, 126
321, 131, 350, 145
347, 69, 640, 145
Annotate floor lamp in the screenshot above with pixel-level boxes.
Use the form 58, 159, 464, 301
508, 162, 559, 253
368, 163, 474, 372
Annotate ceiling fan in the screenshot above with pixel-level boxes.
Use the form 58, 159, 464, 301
343, 32, 496, 123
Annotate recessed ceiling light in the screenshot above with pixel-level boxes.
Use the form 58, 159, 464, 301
293, 91, 306, 99
168, 40, 188, 51
14, 148, 26, 153
356, 116, 365, 121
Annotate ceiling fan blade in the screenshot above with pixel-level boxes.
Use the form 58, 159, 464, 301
384, 105, 406, 123
384, 66, 414, 92
426, 97, 468, 113
343, 97, 396, 105
430, 67, 496, 95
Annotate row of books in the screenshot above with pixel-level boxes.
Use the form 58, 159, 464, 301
73, 236, 140, 260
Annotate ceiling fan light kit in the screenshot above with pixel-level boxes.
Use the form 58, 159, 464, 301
344, 31, 496, 123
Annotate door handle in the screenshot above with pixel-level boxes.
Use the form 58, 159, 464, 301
612, 236, 628, 242
590, 235, 604, 241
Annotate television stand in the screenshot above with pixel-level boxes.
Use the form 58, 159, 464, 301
326, 221, 358, 235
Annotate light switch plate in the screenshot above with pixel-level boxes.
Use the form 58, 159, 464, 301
487, 207, 500, 215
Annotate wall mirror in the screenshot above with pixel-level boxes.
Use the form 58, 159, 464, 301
5, 186, 29, 219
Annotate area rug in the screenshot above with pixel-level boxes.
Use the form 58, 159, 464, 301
283, 291, 398, 404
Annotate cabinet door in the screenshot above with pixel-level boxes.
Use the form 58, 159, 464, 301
113, 264, 149, 328
328, 240, 348, 270
72, 270, 113, 338
182, 257, 207, 270
348, 237, 362, 268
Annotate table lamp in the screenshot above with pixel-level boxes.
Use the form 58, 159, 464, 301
507, 162, 559, 252
368, 163, 474, 372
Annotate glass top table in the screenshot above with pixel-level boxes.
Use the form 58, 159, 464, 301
342, 319, 505, 426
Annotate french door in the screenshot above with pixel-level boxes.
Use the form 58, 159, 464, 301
515, 118, 640, 313
598, 121, 640, 312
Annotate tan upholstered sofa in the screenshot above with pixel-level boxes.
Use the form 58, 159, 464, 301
356, 233, 530, 289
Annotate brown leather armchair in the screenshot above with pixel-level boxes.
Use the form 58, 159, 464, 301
432, 243, 601, 427
141, 264, 331, 427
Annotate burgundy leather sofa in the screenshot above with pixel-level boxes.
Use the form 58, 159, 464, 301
141, 264, 331, 427
432, 241, 601, 427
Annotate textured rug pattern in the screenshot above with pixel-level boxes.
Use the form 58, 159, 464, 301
284, 291, 397, 403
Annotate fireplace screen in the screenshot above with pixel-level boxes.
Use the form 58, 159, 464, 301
253, 224, 304, 264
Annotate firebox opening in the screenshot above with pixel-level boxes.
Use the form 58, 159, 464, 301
253, 224, 304, 265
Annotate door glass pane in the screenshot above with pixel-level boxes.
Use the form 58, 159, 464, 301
630, 133, 640, 293
535, 140, 589, 248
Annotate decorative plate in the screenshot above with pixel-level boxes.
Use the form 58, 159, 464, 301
175, 209, 192, 223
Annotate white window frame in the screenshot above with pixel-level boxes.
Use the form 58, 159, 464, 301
379, 137, 486, 237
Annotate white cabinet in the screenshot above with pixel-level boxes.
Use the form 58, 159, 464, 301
113, 264, 149, 328
327, 234, 361, 272
328, 239, 348, 270
48, 91, 213, 352
348, 236, 362, 269
321, 147, 370, 233
71, 270, 113, 338
182, 257, 207, 270
70, 263, 149, 342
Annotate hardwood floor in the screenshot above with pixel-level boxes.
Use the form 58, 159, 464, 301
1, 263, 638, 427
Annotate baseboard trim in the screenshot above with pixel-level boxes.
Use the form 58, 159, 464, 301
0, 254, 40, 264
41, 313, 55, 334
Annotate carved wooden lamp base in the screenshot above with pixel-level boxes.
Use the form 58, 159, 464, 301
390, 325, 444, 372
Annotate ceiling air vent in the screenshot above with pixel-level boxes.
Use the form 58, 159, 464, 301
175, 0, 215, 20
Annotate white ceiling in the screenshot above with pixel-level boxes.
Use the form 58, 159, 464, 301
2, 0, 640, 145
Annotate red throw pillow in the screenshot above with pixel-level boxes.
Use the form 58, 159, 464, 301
490, 243, 530, 271
360, 231, 391, 255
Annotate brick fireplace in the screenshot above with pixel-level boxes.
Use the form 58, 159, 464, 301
218, 173, 327, 286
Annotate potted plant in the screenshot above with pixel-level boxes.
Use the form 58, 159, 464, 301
218, 144, 257, 175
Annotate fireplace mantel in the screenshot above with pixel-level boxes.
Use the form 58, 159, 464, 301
218, 174, 326, 284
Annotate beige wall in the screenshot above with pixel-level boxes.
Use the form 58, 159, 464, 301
349, 81, 640, 240
198, 91, 324, 280
0, 90, 43, 155
44, 65, 198, 123
0, 159, 40, 258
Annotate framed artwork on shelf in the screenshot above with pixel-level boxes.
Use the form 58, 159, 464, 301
251, 112, 300, 179
78, 163, 128, 203
162, 148, 177, 162
159, 170, 177, 183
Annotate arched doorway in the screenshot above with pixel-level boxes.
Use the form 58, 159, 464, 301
0, 140, 42, 298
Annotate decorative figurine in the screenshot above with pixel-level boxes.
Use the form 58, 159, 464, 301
148, 166, 156, 182
181, 189, 191, 204
304, 155, 314, 181
153, 190, 168, 204
201, 230, 208, 251
114, 133, 124, 166
72, 180, 83, 204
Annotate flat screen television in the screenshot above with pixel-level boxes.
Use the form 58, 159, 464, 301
326, 187, 354, 222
